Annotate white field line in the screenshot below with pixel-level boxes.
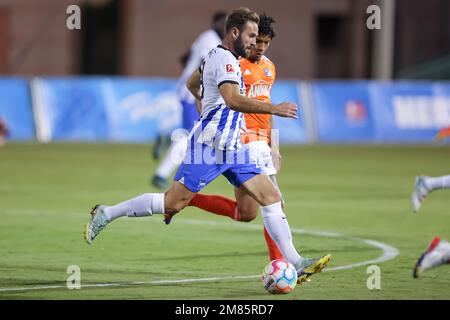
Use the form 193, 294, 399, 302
0, 218, 399, 293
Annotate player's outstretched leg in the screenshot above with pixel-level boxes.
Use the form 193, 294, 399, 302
413, 237, 450, 278
84, 182, 195, 244
84, 193, 164, 244
164, 185, 256, 224
240, 174, 331, 284
411, 175, 450, 213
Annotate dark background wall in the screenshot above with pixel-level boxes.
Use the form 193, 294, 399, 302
0, 0, 448, 79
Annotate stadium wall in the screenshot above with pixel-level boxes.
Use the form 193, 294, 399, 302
0, 77, 449, 144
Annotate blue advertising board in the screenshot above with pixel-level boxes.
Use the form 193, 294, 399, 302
271, 80, 307, 144
369, 82, 450, 142
2, 76, 449, 144
311, 81, 375, 143
311, 81, 450, 143
33, 77, 306, 144
33, 77, 181, 142
0, 78, 35, 140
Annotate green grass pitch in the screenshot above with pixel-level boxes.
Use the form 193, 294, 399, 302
0, 143, 449, 299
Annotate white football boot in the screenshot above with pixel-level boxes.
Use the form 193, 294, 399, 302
413, 237, 450, 278
84, 205, 110, 244
411, 176, 430, 213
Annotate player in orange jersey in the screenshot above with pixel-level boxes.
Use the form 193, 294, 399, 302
167, 15, 287, 263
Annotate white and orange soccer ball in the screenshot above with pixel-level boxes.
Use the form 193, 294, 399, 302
261, 259, 298, 294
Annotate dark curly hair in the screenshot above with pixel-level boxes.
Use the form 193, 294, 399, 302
258, 13, 276, 39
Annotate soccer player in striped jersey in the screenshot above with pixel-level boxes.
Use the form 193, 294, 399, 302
84, 8, 331, 284
151, 12, 227, 190
168, 14, 286, 263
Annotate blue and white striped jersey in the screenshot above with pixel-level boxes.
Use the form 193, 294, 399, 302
188, 45, 246, 151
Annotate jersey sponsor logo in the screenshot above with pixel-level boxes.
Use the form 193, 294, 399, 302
226, 64, 235, 73
248, 80, 272, 99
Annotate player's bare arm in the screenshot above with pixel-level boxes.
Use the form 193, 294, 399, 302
186, 69, 202, 100
219, 82, 297, 118
194, 99, 202, 114
186, 70, 202, 114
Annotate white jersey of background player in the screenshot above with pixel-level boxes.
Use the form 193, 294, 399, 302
177, 29, 222, 105
151, 12, 227, 189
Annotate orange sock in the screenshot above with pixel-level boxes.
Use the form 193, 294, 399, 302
188, 194, 241, 221
264, 227, 284, 261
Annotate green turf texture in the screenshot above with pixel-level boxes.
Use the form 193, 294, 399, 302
0, 143, 449, 299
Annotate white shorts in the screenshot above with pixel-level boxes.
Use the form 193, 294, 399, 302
247, 141, 277, 176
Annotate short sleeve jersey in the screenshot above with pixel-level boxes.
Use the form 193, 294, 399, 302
188, 45, 246, 151
239, 55, 276, 144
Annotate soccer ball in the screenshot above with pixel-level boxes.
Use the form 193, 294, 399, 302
261, 259, 298, 294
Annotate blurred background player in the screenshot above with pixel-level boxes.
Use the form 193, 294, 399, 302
413, 236, 450, 278
0, 118, 9, 146
151, 11, 227, 189
151, 49, 191, 159
411, 174, 450, 213
167, 14, 288, 263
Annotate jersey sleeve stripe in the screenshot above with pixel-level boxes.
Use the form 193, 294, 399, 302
218, 80, 239, 88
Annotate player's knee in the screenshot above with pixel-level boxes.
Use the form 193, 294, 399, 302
259, 189, 282, 206
165, 201, 186, 215
239, 209, 258, 222
164, 191, 190, 214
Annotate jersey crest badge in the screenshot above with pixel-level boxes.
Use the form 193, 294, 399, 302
226, 64, 235, 73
